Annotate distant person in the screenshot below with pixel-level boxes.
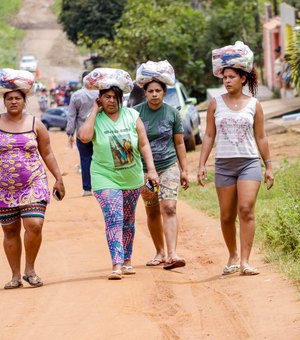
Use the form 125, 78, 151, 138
127, 82, 145, 107
66, 71, 98, 196
198, 42, 274, 276
274, 46, 282, 91
0, 85, 65, 289
78, 69, 158, 280
281, 54, 293, 98
38, 88, 48, 112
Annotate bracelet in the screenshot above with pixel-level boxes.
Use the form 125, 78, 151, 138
264, 159, 272, 164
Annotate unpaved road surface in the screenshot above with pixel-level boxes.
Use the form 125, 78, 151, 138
0, 1, 300, 339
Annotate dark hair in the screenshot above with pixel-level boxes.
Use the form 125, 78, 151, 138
81, 70, 90, 81
99, 86, 123, 108
222, 67, 258, 97
127, 83, 145, 107
274, 46, 281, 53
3, 89, 26, 102
143, 79, 167, 92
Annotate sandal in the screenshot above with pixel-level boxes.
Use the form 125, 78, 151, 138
146, 258, 165, 266
121, 266, 136, 275
108, 270, 123, 280
4, 279, 23, 289
241, 267, 260, 276
23, 275, 43, 287
163, 258, 186, 270
222, 264, 240, 275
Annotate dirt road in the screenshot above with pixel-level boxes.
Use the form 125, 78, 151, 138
0, 1, 299, 339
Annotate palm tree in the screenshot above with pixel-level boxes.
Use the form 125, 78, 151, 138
286, 23, 300, 91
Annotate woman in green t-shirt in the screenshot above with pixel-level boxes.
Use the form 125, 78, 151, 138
78, 85, 158, 280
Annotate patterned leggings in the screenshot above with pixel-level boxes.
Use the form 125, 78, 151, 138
94, 188, 140, 265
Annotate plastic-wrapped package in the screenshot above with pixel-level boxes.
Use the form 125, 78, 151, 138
0, 68, 35, 95
83, 68, 134, 93
212, 41, 253, 78
136, 60, 175, 87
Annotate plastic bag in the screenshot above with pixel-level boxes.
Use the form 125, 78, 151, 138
136, 60, 175, 88
83, 68, 134, 94
212, 41, 253, 78
0, 68, 35, 95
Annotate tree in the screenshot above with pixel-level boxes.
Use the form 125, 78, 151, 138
59, 0, 126, 45
286, 24, 300, 91
100, 0, 207, 96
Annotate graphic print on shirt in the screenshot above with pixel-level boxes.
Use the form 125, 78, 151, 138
148, 119, 171, 161
109, 134, 135, 168
219, 116, 250, 147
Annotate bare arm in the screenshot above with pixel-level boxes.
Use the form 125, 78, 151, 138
36, 119, 65, 199
77, 102, 99, 143
254, 101, 274, 189
136, 117, 158, 185
197, 99, 217, 186
174, 133, 189, 190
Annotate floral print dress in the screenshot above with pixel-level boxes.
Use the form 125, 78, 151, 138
0, 117, 50, 208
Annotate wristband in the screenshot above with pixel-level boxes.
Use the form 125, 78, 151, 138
264, 159, 272, 164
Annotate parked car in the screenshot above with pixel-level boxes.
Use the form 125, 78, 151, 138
164, 81, 202, 151
124, 81, 202, 151
19, 55, 38, 72
41, 106, 68, 130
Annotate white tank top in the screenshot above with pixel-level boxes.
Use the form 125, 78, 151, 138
214, 95, 259, 158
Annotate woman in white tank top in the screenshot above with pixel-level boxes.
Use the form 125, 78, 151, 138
197, 43, 274, 276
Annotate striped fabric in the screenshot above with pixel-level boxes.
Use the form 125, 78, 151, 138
0, 201, 47, 226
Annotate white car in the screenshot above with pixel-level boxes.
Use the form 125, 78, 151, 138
19, 55, 38, 72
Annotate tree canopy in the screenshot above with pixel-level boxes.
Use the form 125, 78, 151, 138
59, 0, 126, 45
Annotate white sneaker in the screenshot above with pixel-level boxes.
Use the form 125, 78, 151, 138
82, 190, 93, 197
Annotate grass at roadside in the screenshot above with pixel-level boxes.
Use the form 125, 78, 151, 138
0, 0, 24, 68
52, 0, 62, 17
179, 161, 300, 286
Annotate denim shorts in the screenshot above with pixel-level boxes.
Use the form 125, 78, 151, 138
215, 158, 261, 188
140, 162, 180, 207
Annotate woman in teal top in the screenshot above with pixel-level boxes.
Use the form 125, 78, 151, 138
78, 85, 158, 280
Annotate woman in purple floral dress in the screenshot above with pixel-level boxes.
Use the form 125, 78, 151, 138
0, 89, 65, 289
197, 43, 274, 276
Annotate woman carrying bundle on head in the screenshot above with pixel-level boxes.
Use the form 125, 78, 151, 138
134, 60, 189, 270
78, 68, 158, 280
197, 41, 274, 276
0, 69, 65, 289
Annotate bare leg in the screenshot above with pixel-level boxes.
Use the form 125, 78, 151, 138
159, 200, 179, 259
237, 180, 260, 269
23, 217, 44, 276
2, 220, 22, 280
216, 184, 239, 266
145, 205, 165, 260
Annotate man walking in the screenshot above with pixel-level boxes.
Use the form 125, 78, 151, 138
66, 71, 98, 196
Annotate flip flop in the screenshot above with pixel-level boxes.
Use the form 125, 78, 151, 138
241, 267, 260, 276
23, 275, 43, 287
163, 258, 186, 270
121, 266, 136, 275
146, 258, 165, 266
4, 279, 23, 289
222, 264, 240, 275
108, 270, 123, 280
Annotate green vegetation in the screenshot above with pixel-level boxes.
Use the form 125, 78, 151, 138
52, 0, 62, 17
179, 161, 300, 285
58, 0, 267, 100
0, 0, 24, 68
